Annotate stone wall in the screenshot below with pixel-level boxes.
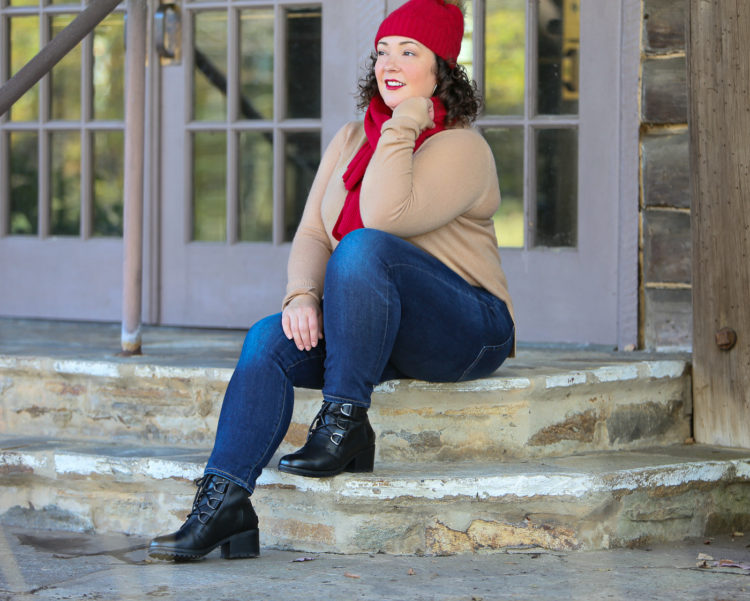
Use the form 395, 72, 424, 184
640, 0, 692, 350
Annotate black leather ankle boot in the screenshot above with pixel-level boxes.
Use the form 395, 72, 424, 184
148, 475, 259, 561
278, 402, 375, 477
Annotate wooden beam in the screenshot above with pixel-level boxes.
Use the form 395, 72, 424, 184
689, 0, 750, 447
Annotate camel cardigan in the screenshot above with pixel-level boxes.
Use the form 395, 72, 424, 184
283, 96, 515, 339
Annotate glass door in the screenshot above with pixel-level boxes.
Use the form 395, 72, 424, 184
0, 0, 126, 321
465, 0, 629, 344
158, 0, 359, 327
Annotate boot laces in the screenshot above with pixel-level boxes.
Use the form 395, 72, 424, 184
308, 402, 355, 446
187, 476, 228, 525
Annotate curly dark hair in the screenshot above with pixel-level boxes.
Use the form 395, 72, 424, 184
356, 53, 482, 127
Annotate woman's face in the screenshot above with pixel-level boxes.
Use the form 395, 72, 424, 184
375, 36, 438, 110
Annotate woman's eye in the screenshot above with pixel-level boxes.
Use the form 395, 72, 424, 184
404, 50, 415, 56
377, 50, 386, 56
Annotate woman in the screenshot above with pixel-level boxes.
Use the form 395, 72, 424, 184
148, 0, 514, 561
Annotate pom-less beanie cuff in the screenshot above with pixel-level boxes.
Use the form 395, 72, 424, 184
375, 0, 465, 67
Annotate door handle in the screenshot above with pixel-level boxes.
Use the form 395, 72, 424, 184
155, 2, 181, 63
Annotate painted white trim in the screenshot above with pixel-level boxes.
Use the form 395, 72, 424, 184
617, 0, 642, 350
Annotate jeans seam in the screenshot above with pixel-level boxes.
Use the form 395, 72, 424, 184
369, 263, 392, 396
242, 370, 292, 486
457, 326, 515, 381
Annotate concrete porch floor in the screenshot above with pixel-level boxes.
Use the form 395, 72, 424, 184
0, 526, 748, 601
0, 317, 689, 372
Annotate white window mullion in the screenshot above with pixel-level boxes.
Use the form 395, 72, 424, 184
0, 132, 7, 237
0, 9, 7, 236
524, 0, 537, 248
39, 11, 50, 239
271, 2, 285, 245
80, 19, 93, 239
39, 127, 49, 238
80, 128, 92, 238
473, 0, 485, 100
183, 7, 195, 244
226, 6, 239, 244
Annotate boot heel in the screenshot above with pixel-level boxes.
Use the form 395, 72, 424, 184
346, 445, 375, 473
221, 529, 260, 559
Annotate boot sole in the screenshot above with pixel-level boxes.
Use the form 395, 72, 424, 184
148, 528, 260, 561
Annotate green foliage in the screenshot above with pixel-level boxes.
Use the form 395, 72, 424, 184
484, 5, 525, 116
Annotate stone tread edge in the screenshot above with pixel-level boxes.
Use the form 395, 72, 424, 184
1, 436, 748, 502
0, 354, 689, 393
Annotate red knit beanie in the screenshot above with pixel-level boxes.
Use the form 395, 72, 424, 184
375, 0, 465, 67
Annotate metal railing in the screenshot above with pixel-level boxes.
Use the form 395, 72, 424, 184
0, 0, 148, 355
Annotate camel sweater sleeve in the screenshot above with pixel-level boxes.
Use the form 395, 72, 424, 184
282, 123, 356, 308
359, 96, 499, 237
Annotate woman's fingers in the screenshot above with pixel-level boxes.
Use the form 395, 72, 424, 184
282, 312, 293, 340
307, 313, 319, 348
282, 301, 321, 351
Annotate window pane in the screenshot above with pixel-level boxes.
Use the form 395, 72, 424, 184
458, 0, 474, 80
484, 128, 524, 248
9, 16, 40, 121
238, 131, 273, 241
285, 132, 320, 241
50, 131, 81, 236
50, 15, 81, 121
192, 131, 226, 241
485, 0, 525, 116
193, 12, 227, 122
535, 128, 577, 247
93, 13, 125, 121
239, 9, 274, 121
8, 0, 38, 5
8, 131, 39, 235
537, 0, 579, 115
285, 7, 321, 119
92, 131, 124, 236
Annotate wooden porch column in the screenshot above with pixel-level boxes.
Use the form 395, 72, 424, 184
688, 0, 750, 447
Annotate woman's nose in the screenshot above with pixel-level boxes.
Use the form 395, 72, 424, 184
383, 55, 399, 70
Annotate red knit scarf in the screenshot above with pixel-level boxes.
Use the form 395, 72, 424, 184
333, 95, 448, 241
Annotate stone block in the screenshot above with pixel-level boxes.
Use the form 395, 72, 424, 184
642, 57, 688, 124
606, 400, 684, 444
643, 0, 687, 53
642, 132, 690, 208
644, 287, 693, 350
643, 209, 692, 284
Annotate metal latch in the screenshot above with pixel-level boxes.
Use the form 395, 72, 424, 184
155, 3, 181, 64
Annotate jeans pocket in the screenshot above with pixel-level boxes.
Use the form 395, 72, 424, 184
456, 330, 515, 382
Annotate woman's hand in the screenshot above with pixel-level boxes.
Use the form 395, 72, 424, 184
392, 96, 435, 131
282, 295, 323, 351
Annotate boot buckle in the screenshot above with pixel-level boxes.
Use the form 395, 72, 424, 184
330, 433, 343, 446
340, 403, 353, 417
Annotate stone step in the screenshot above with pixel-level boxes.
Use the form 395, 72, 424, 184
1, 435, 748, 554
0, 353, 691, 461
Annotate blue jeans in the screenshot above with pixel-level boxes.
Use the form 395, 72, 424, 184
205, 229, 514, 492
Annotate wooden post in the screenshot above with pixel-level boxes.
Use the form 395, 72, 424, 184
688, 0, 750, 447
